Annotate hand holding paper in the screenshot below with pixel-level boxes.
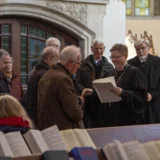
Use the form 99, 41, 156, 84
92, 76, 122, 103
81, 88, 93, 97
111, 87, 123, 96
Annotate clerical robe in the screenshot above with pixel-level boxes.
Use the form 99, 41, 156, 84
128, 54, 160, 124
106, 64, 147, 127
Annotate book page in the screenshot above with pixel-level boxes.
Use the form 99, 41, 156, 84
41, 125, 67, 151
142, 141, 160, 160
93, 77, 121, 103
114, 140, 129, 160
5, 131, 31, 157
123, 140, 149, 160
103, 143, 121, 160
60, 129, 81, 151
73, 129, 96, 149
155, 140, 160, 152
0, 132, 13, 157
23, 129, 49, 153
93, 76, 116, 87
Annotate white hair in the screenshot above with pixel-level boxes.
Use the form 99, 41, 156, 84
59, 45, 81, 64
46, 37, 61, 47
92, 38, 105, 46
134, 39, 150, 47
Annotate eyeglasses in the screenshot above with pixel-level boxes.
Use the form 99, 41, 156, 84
136, 47, 147, 52
110, 55, 124, 59
71, 60, 81, 66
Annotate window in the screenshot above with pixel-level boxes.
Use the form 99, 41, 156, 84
122, 0, 150, 16
154, 0, 160, 15
0, 18, 79, 87
0, 24, 11, 53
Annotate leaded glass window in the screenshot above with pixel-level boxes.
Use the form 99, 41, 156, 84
122, 0, 150, 16
0, 24, 11, 52
20, 25, 48, 85
122, 0, 132, 15
0, 19, 79, 88
135, 0, 150, 16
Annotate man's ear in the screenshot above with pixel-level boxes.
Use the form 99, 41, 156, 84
91, 46, 93, 52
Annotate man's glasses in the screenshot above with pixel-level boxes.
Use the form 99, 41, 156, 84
110, 54, 124, 59
71, 60, 81, 66
136, 46, 147, 52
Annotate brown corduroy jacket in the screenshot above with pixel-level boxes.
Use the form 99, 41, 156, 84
37, 63, 84, 130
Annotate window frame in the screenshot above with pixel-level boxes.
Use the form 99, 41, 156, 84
0, 18, 79, 88
123, 0, 155, 16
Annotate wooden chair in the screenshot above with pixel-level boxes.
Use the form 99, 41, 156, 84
140, 31, 156, 56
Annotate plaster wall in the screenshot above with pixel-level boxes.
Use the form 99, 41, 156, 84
126, 18, 160, 56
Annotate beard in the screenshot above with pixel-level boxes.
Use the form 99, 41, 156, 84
139, 55, 147, 62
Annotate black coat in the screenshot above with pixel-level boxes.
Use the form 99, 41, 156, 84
76, 55, 114, 128
107, 65, 147, 126
26, 60, 50, 125
0, 72, 10, 93
76, 55, 114, 94
128, 54, 160, 124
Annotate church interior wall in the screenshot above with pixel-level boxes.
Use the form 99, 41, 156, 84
126, 19, 160, 56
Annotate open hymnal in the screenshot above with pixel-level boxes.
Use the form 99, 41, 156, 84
92, 76, 121, 103
23, 125, 96, 153
102, 139, 160, 160
0, 131, 31, 157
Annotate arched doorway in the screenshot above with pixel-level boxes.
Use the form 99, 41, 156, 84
0, 17, 79, 86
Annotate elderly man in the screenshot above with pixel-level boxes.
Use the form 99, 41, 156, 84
38, 45, 92, 130
26, 47, 59, 126
76, 38, 114, 128
28, 37, 61, 79
128, 39, 160, 124
46, 37, 61, 52
0, 49, 23, 101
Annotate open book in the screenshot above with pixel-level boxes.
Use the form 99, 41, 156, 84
103, 139, 160, 160
23, 125, 96, 153
92, 76, 121, 103
0, 131, 31, 157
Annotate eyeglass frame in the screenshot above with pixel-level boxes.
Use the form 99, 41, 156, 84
71, 60, 81, 66
135, 46, 148, 52
110, 54, 124, 59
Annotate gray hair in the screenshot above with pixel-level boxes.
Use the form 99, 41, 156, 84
134, 39, 150, 47
46, 37, 61, 47
59, 45, 81, 64
0, 49, 10, 60
40, 46, 59, 64
92, 38, 105, 46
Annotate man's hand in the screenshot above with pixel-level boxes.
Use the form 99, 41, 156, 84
147, 93, 152, 102
81, 88, 93, 98
111, 87, 123, 96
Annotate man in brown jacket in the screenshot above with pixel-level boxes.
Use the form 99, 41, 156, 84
37, 45, 88, 130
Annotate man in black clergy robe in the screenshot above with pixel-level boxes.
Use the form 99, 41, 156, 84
128, 39, 160, 124
106, 44, 147, 127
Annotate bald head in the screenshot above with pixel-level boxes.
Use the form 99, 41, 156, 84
46, 37, 61, 53
40, 46, 59, 67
